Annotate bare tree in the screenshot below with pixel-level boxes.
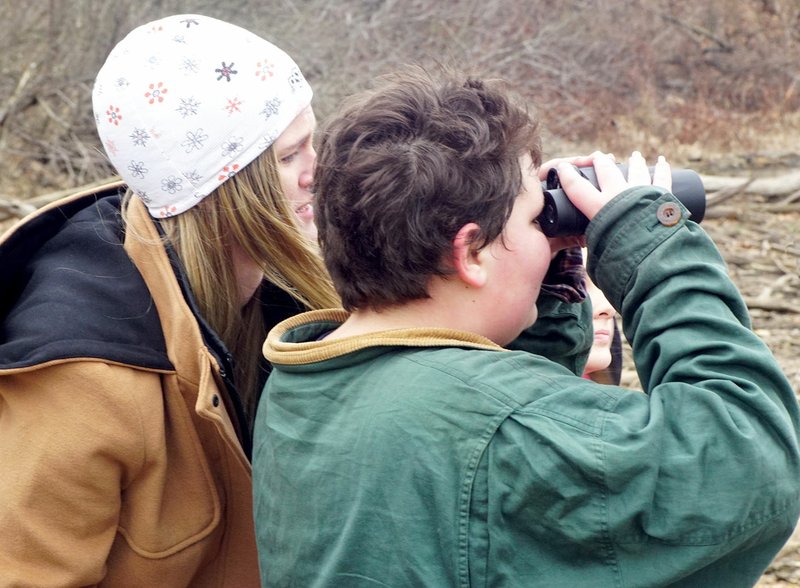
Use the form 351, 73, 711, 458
0, 0, 798, 201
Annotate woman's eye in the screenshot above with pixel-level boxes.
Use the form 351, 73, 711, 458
280, 152, 297, 164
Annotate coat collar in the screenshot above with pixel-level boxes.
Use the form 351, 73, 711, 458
0, 181, 173, 372
263, 309, 504, 367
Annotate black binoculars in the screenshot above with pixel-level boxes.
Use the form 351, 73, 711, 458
538, 165, 706, 237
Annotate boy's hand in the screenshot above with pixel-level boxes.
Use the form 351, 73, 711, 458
557, 151, 672, 223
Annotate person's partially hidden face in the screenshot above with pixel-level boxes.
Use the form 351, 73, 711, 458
482, 153, 554, 346
583, 274, 617, 375
274, 105, 317, 241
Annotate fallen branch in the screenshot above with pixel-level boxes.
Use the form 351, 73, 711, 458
744, 296, 800, 314
0, 198, 37, 220
771, 257, 800, 282
0, 175, 120, 222
700, 170, 800, 197
763, 242, 800, 258
705, 178, 755, 208
703, 205, 740, 219
0, 62, 38, 128
754, 272, 798, 301
758, 203, 800, 213
778, 189, 800, 205
654, 10, 733, 53
28, 176, 120, 207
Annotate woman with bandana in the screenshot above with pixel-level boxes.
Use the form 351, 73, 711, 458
0, 14, 337, 586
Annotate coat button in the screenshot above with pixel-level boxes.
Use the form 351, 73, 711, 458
212, 395, 220, 407
656, 202, 681, 226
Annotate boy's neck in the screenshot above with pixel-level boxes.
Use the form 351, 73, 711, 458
325, 277, 494, 342
326, 301, 445, 340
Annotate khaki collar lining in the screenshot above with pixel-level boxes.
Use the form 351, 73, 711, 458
263, 309, 504, 365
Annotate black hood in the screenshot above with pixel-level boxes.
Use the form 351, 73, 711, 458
0, 187, 172, 371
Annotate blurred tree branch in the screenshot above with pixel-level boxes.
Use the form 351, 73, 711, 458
0, 0, 798, 201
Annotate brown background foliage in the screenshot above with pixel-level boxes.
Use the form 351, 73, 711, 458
1, 0, 798, 197
1, 0, 799, 585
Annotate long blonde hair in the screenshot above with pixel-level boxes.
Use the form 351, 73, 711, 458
128, 147, 339, 425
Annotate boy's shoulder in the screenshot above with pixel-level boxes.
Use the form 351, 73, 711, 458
399, 345, 620, 418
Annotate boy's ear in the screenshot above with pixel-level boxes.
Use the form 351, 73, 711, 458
452, 223, 488, 288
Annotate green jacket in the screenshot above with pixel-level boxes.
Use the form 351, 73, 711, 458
253, 187, 800, 587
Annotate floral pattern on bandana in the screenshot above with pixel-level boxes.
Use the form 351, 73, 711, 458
92, 14, 313, 218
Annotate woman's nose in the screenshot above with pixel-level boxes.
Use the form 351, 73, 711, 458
594, 301, 616, 319
299, 169, 313, 189
300, 147, 317, 189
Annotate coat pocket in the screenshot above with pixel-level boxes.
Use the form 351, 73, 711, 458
117, 371, 222, 558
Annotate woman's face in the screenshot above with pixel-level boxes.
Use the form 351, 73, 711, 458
584, 273, 617, 375
273, 106, 318, 241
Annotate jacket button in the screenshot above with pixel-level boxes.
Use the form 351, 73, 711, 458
656, 202, 681, 226
212, 395, 220, 407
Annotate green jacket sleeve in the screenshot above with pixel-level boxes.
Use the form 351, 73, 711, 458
589, 186, 800, 582
487, 186, 800, 586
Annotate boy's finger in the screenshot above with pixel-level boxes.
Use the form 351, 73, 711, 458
626, 151, 651, 186
652, 155, 672, 191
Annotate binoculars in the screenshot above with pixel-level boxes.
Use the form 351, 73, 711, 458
538, 165, 706, 237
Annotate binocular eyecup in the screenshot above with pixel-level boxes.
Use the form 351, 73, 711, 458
538, 165, 706, 237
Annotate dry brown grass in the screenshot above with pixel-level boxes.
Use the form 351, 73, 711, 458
2, 0, 800, 584
1, 0, 799, 198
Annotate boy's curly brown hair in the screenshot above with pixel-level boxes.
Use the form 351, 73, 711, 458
314, 65, 541, 311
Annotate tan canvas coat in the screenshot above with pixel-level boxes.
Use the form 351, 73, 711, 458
0, 184, 259, 586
